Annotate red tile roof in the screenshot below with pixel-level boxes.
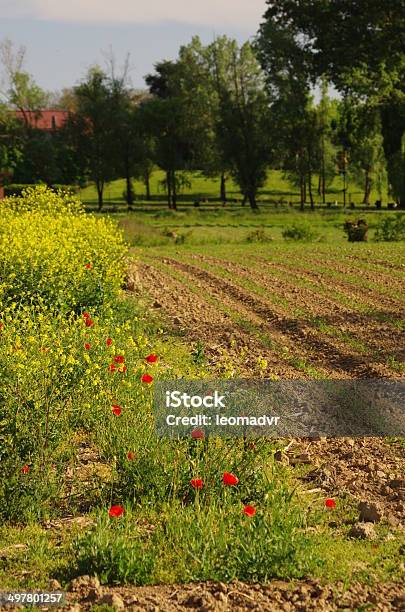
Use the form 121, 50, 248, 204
14, 109, 69, 130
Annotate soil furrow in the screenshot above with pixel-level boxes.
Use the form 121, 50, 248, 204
186, 253, 403, 360
156, 256, 396, 378
135, 262, 303, 378
255, 257, 404, 312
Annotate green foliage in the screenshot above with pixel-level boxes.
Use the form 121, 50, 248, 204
74, 513, 156, 584
374, 214, 405, 242
73, 479, 312, 584
257, 1, 405, 204
282, 222, 319, 242
343, 219, 369, 242
65, 68, 118, 209
246, 228, 272, 243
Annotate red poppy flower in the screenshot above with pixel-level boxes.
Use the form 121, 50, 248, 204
112, 404, 122, 416
114, 355, 125, 364
141, 374, 154, 384
119, 365, 127, 374
191, 478, 203, 489
108, 364, 116, 373
325, 498, 336, 509
243, 505, 256, 517
83, 312, 90, 319
108, 505, 124, 518
85, 318, 94, 328
85, 263, 92, 269
85, 343, 91, 350
106, 338, 113, 347
127, 451, 135, 460
21, 465, 30, 474
191, 429, 205, 439
145, 354, 158, 363
223, 472, 239, 486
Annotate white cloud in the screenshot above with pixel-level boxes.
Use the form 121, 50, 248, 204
2, 0, 267, 29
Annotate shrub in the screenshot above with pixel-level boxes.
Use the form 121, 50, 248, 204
4, 184, 78, 197
282, 223, 319, 242
374, 214, 405, 242
246, 228, 273, 243
0, 186, 127, 313
343, 219, 368, 242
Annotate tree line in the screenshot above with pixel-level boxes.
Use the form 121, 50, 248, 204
0, 1, 404, 210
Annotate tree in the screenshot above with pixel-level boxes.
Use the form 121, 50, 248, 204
144, 61, 198, 209
66, 67, 116, 209
0, 103, 23, 193
0, 39, 49, 128
317, 80, 338, 203
214, 42, 272, 209
177, 37, 230, 203
336, 100, 387, 204
257, 1, 405, 205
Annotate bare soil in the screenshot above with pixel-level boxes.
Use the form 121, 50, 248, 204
62, 577, 405, 611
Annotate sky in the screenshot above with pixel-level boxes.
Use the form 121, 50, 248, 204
0, 0, 267, 92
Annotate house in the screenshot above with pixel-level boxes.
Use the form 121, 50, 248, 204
0, 110, 70, 198
14, 109, 69, 130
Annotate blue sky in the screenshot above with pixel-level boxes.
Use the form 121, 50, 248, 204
0, 1, 267, 91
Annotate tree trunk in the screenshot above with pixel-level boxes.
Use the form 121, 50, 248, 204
144, 169, 151, 201
166, 170, 172, 209
300, 175, 305, 210
220, 172, 227, 204
362, 168, 372, 204
125, 159, 134, 210
322, 170, 326, 204
308, 171, 314, 210
172, 170, 177, 210
96, 181, 104, 211
317, 174, 322, 196
248, 191, 258, 209
320, 134, 326, 203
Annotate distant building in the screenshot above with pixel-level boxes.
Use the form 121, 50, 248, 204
0, 110, 70, 198
14, 109, 69, 130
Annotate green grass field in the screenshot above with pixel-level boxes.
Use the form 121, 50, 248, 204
80, 169, 389, 209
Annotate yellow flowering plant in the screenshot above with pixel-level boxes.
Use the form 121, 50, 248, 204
0, 186, 127, 313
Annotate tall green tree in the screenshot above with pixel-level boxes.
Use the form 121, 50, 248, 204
144, 61, 199, 209
317, 81, 338, 203
0, 39, 49, 128
338, 101, 387, 204
213, 41, 273, 209
255, 16, 320, 208
257, 1, 405, 205
66, 67, 116, 209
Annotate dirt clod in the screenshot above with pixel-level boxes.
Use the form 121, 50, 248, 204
348, 522, 377, 540
98, 593, 125, 609
358, 500, 384, 523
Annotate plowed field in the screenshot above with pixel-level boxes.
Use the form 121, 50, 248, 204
134, 244, 404, 380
